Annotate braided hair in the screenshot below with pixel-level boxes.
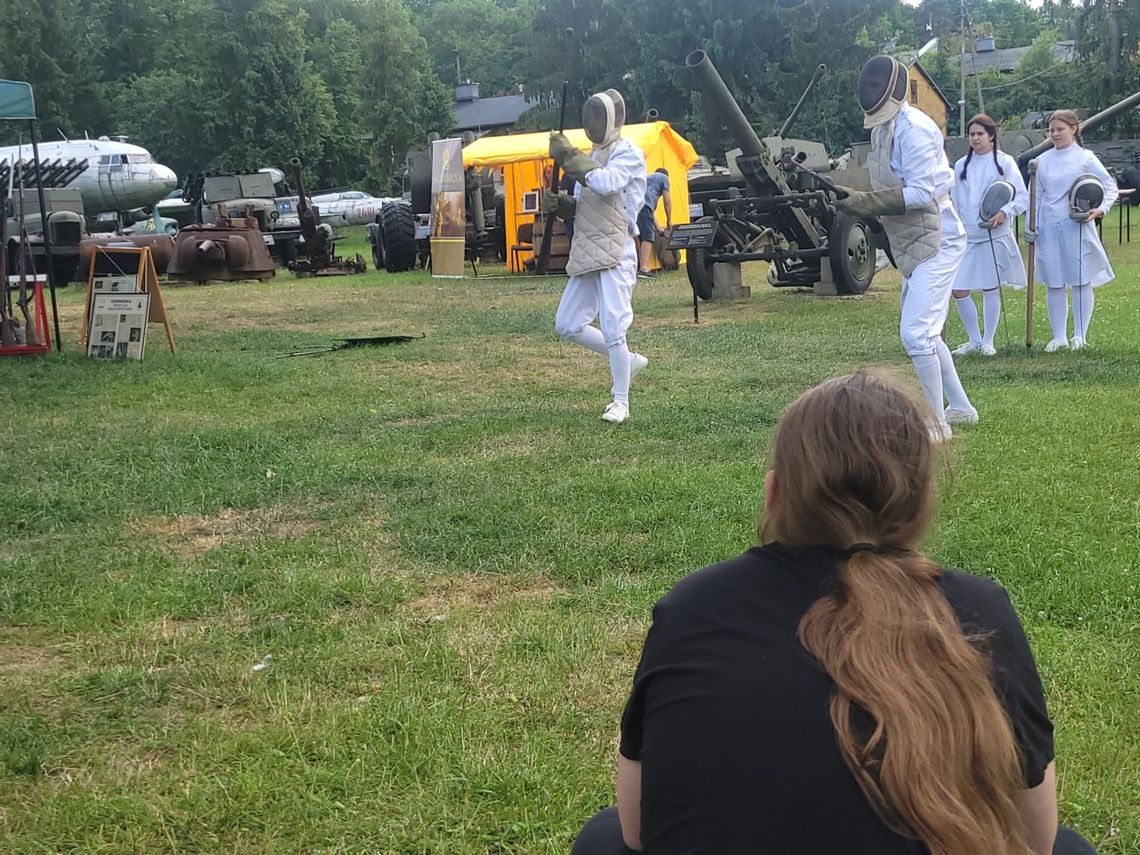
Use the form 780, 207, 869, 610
960, 113, 1005, 182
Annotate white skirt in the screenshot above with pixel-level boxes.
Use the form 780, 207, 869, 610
1034, 219, 1114, 289
952, 233, 1027, 291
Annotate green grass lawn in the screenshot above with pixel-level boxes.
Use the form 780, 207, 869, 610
1, 222, 1138, 853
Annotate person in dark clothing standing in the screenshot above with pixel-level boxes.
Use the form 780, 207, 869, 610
572, 372, 1097, 855
637, 168, 672, 278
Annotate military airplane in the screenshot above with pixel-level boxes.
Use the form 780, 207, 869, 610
310, 189, 400, 227
0, 136, 177, 217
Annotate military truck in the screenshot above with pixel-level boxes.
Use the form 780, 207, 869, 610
4, 187, 87, 286
186, 170, 324, 266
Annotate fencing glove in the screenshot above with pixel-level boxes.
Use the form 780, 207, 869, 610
549, 133, 599, 183
834, 187, 906, 218
542, 189, 577, 220
1022, 228, 1036, 244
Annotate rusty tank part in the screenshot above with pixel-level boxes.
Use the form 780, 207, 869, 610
79, 234, 175, 276
167, 218, 276, 282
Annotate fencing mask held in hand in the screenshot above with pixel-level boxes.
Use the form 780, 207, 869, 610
1069, 174, 1105, 221
583, 89, 626, 146
978, 180, 1016, 228
858, 55, 908, 129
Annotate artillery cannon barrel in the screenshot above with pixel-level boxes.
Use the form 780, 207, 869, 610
290, 157, 318, 243
1019, 89, 1140, 165
778, 63, 827, 139
686, 49, 766, 157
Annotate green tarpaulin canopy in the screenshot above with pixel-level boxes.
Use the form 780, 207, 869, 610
0, 80, 36, 121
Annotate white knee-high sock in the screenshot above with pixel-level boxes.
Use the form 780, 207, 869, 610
608, 343, 632, 405
982, 289, 1001, 347
1072, 285, 1094, 339
1046, 288, 1069, 341
911, 352, 945, 421
955, 296, 982, 345
935, 339, 973, 412
565, 324, 608, 355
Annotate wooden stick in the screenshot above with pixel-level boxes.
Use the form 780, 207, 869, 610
1025, 158, 1039, 350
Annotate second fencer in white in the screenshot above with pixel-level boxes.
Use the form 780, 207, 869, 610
547, 89, 647, 424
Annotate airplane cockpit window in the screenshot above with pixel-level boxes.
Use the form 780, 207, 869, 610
344, 191, 364, 199
99, 155, 111, 165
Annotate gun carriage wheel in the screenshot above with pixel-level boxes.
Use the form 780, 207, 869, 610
827, 212, 876, 295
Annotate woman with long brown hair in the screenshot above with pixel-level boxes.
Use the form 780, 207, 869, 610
572, 372, 1096, 855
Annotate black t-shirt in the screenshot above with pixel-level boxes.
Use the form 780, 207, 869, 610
620, 544, 1054, 855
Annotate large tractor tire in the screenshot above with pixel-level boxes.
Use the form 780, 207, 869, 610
827, 212, 876, 295
378, 203, 417, 273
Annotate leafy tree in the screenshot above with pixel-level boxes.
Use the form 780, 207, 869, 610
357, 0, 454, 193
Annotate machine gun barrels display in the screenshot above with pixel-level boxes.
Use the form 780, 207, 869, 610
0, 158, 88, 190
671, 50, 877, 299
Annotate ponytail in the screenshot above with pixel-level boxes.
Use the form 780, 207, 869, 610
763, 372, 1033, 855
798, 551, 1031, 855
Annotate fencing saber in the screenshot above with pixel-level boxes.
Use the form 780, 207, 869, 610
536, 79, 570, 276
979, 179, 1017, 351
1069, 174, 1105, 343
1025, 159, 1039, 350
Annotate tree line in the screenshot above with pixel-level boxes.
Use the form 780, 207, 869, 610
1, 0, 1136, 194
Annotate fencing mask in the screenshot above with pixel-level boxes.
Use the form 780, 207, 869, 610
583, 89, 626, 146
978, 180, 1017, 228
858, 55, 908, 129
1069, 174, 1105, 222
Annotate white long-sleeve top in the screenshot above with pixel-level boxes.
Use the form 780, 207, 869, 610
1034, 144, 1118, 225
881, 103, 956, 210
574, 137, 647, 234
951, 149, 1028, 243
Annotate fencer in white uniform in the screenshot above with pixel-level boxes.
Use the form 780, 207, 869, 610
1024, 110, 1117, 352
547, 90, 647, 424
836, 56, 976, 441
950, 115, 1027, 356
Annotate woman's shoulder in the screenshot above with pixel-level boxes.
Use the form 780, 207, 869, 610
938, 569, 1023, 636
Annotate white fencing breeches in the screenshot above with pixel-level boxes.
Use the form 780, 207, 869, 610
900, 204, 966, 356
555, 241, 637, 401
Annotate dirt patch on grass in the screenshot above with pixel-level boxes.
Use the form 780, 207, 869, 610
0, 642, 69, 677
402, 573, 560, 619
132, 505, 324, 559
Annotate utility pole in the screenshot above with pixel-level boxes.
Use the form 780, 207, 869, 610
959, 0, 968, 136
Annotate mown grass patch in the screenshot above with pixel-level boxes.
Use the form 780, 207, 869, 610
1, 226, 1138, 851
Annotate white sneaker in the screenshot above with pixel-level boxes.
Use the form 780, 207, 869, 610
601, 400, 630, 423
979, 343, 997, 357
928, 420, 953, 443
1070, 336, 1087, 350
630, 353, 648, 380
1044, 337, 1068, 353
945, 405, 979, 425
953, 341, 981, 356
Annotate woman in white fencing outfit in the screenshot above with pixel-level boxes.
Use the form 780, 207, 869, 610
836, 56, 976, 440
1024, 109, 1117, 351
950, 114, 1027, 356
547, 89, 647, 424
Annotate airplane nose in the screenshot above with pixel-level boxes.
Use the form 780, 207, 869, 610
153, 164, 178, 192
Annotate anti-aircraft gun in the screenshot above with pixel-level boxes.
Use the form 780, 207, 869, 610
674, 50, 877, 298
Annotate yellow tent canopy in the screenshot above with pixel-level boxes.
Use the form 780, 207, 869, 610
463, 121, 699, 272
